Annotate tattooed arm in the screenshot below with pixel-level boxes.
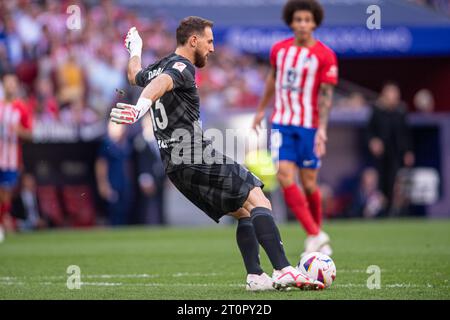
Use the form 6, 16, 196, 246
314, 83, 334, 158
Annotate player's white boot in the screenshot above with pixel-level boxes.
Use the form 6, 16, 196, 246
246, 273, 275, 291
272, 266, 324, 291
320, 243, 333, 256
303, 231, 330, 255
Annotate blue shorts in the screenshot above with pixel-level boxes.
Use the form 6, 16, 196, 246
271, 124, 321, 169
0, 170, 19, 189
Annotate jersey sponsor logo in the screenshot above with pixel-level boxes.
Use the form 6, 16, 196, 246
157, 138, 179, 149
287, 68, 297, 85
147, 67, 163, 80
282, 68, 302, 92
172, 62, 187, 73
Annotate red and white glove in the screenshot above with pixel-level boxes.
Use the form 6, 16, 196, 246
110, 103, 139, 124
110, 98, 152, 125
124, 26, 143, 58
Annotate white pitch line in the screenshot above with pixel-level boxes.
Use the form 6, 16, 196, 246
0, 281, 25, 286
80, 282, 123, 287
0, 272, 224, 281
85, 274, 160, 279
172, 272, 222, 277
26, 274, 160, 280
337, 269, 387, 273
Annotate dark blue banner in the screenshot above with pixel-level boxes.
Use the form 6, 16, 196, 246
213, 26, 450, 58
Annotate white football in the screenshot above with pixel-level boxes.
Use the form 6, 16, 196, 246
297, 252, 336, 288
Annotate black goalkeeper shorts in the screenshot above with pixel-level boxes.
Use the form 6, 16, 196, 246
167, 162, 264, 223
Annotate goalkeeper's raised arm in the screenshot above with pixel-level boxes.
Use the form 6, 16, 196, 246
111, 27, 174, 125
125, 27, 143, 85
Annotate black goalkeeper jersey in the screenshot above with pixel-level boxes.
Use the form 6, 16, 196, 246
135, 53, 214, 173
136, 53, 264, 222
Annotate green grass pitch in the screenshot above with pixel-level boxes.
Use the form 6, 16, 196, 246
0, 219, 449, 299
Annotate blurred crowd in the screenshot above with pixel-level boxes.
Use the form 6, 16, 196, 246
0, 0, 271, 128
198, 47, 268, 112
2, 0, 430, 124
0, 0, 149, 125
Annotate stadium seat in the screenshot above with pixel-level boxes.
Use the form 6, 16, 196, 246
61, 185, 96, 227
36, 185, 65, 227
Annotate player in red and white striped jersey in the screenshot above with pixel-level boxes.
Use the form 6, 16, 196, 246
0, 72, 32, 242
253, 0, 338, 256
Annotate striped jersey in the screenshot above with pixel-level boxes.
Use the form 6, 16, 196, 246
270, 38, 338, 128
0, 99, 32, 171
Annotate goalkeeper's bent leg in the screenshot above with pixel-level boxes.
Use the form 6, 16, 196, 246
243, 188, 291, 270
230, 209, 264, 275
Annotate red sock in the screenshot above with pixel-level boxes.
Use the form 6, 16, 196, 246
306, 189, 322, 228
282, 184, 319, 235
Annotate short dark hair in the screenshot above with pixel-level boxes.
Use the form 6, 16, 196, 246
1, 69, 16, 81
382, 80, 400, 89
176, 16, 214, 46
282, 0, 324, 27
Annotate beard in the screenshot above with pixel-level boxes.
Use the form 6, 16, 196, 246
194, 50, 207, 68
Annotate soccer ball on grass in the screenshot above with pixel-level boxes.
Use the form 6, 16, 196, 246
296, 252, 336, 288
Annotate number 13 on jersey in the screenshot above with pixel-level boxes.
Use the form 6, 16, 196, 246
150, 99, 168, 130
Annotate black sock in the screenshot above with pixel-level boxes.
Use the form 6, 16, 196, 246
236, 217, 263, 275
250, 207, 290, 270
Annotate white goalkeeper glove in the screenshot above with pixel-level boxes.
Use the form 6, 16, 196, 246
110, 98, 152, 125
124, 26, 143, 58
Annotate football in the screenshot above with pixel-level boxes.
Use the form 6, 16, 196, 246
297, 252, 336, 288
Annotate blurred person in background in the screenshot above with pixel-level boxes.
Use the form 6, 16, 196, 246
346, 167, 386, 218
132, 115, 166, 225
0, 44, 13, 77
29, 77, 59, 123
95, 121, 133, 226
59, 97, 97, 126
85, 46, 127, 115
0, 71, 33, 242
1, 12, 24, 68
367, 81, 415, 216
57, 53, 85, 106
252, 0, 338, 256
413, 88, 435, 113
11, 173, 48, 231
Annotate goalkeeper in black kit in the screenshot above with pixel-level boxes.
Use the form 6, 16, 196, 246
110, 16, 324, 291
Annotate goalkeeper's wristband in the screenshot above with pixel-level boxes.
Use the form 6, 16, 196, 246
130, 46, 142, 59
135, 97, 153, 121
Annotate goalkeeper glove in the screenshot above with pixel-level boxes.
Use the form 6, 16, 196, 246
124, 26, 143, 58
110, 98, 152, 125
